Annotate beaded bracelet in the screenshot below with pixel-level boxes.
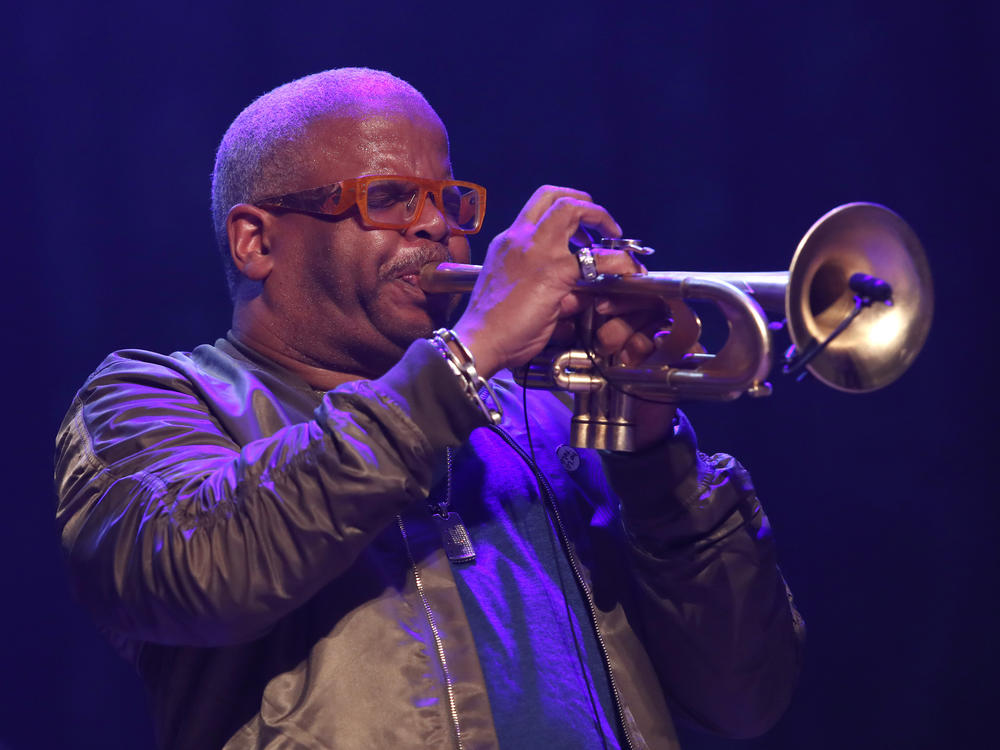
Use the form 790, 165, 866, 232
430, 328, 503, 425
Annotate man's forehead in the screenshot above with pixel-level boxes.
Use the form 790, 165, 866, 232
311, 108, 445, 143
300, 109, 452, 180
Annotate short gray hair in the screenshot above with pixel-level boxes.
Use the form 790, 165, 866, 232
210, 68, 437, 298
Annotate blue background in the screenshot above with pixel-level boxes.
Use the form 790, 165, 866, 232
3, 1, 996, 748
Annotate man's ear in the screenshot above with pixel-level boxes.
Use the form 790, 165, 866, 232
227, 204, 274, 282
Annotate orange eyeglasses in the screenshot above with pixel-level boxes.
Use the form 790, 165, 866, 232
254, 174, 487, 235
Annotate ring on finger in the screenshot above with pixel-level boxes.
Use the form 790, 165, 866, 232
575, 246, 599, 282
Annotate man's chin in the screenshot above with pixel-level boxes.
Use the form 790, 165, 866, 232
428, 292, 465, 331
370, 291, 465, 358
408, 293, 463, 335
378, 314, 438, 353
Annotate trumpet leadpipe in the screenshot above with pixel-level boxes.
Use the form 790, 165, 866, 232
419, 262, 788, 312
419, 263, 483, 293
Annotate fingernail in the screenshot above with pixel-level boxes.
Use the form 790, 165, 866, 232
595, 298, 611, 313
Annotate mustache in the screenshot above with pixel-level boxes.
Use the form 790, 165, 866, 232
378, 244, 454, 281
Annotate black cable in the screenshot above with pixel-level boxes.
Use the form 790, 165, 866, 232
522, 379, 537, 464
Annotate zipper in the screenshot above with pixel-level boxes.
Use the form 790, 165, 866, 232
428, 447, 454, 516
488, 424, 637, 750
396, 515, 464, 750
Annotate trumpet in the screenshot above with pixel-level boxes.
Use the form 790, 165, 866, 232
420, 203, 934, 451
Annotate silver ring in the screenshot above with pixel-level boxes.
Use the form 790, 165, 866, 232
576, 246, 599, 282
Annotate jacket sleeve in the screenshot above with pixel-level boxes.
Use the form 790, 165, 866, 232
601, 413, 805, 739
54, 340, 484, 648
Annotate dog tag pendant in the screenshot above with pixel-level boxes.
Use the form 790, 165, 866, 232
432, 511, 476, 563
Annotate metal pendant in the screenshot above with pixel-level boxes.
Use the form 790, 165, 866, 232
431, 511, 476, 563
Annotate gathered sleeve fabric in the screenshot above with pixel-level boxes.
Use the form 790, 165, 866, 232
600, 414, 805, 740
54, 338, 484, 648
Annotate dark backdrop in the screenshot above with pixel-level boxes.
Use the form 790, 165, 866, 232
4, 2, 996, 748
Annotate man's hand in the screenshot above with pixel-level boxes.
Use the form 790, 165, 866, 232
452, 184, 700, 449
453, 185, 633, 378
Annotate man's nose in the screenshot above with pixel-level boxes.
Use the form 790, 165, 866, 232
407, 192, 450, 241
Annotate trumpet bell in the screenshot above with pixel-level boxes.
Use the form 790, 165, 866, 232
787, 202, 933, 392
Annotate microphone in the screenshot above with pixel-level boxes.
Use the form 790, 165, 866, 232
849, 273, 893, 303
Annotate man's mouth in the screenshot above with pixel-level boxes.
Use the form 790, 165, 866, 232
380, 246, 451, 290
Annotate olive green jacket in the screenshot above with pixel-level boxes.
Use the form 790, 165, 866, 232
55, 335, 803, 749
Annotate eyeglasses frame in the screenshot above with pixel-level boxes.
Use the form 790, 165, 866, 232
252, 174, 487, 235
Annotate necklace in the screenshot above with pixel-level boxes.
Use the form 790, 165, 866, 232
429, 447, 476, 563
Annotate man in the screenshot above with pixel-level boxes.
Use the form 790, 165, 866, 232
55, 68, 803, 749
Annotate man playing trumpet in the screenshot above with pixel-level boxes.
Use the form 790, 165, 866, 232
55, 67, 804, 749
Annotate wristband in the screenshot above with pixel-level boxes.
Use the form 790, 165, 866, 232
430, 329, 503, 425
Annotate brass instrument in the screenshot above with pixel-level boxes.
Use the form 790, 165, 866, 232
420, 203, 933, 451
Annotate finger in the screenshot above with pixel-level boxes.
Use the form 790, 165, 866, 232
574, 249, 647, 294
536, 196, 622, 247
516, 185, 594, 225
616, 315, 681, 366
660, 302, 701, 357
592, 313, 661, 357
569, 225, 600, 248
557, 290, 660, 320
590, 248, 646, 276
595, 323, 661, 366
620, 330, 657, 366
558, 290, 590, 318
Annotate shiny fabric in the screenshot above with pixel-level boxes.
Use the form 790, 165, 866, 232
54, 334, 804, 749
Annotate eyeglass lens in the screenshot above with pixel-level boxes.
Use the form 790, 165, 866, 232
365, 178, 481, 231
